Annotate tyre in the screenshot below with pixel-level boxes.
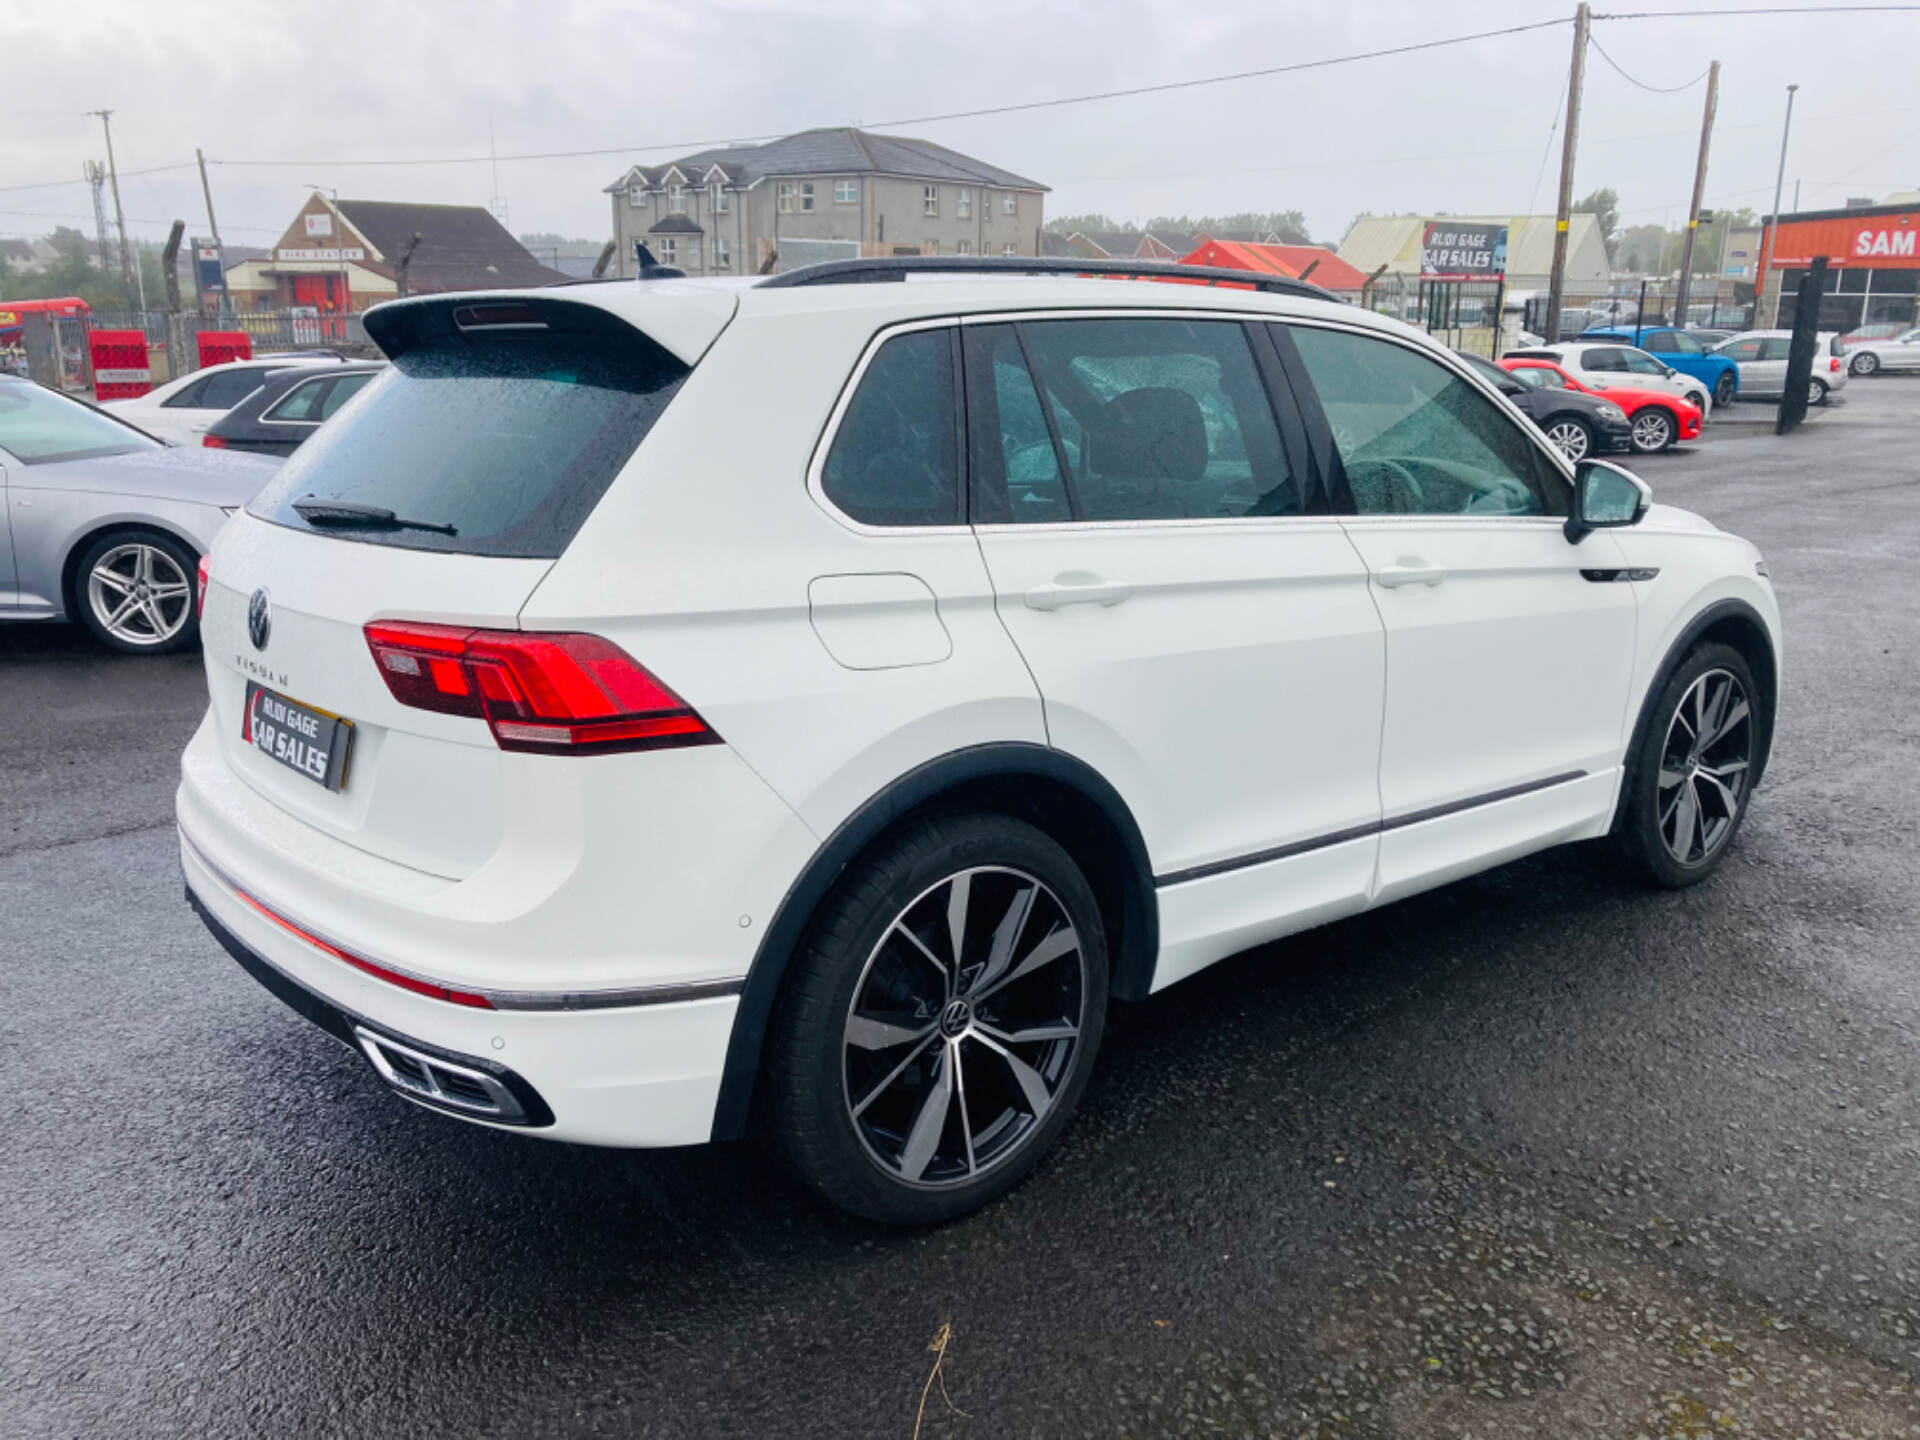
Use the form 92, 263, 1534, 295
1541, 415, 1594, 463
1851, 351, 1878, 377
1686, 390, 1710, 416
1713, 371, 1737, 407
1809, 378, 1828, 406
1628, 407, 1675, 454
769, 813, 1108, 1225
71, 529, 200, 655
1613, 642, 1762, 888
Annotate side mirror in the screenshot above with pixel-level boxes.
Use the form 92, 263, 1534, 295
1663, 365, 1679, 378
1565, 459, 1651, 544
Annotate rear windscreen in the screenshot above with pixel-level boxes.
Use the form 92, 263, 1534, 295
247, 330, 689, 557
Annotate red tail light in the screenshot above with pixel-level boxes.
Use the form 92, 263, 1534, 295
202, 433, 229, 448
1830, 357, 1842, 373
363, 622, 718, 756
196, 553, 210, 618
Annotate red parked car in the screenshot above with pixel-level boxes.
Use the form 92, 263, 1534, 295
1498, 357, 1703, 453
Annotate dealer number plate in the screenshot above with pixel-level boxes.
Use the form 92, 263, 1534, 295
244, 682, 353, 792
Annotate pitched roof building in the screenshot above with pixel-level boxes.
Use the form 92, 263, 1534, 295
1181, 237, 1371, 296
225, 192, 564, 312
604, 127, 1048, 277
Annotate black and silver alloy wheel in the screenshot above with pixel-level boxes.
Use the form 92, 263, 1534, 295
1656, 668, 1753, 867
770, 814, 1108, 1224
1629, 408, 1674, 453
73, 529, 201, 655
843, 866, 1085, 1189
1543, 417, 1592, 462
1615, 641, 1765, 888
1714, 372, 1737, 407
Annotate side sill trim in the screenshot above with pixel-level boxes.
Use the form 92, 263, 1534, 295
1154, 770, 1589, 887
180, 829, 743, 1012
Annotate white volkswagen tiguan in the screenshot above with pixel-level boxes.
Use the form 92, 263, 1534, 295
178, 261, 1780, 1224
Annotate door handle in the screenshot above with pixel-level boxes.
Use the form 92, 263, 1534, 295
1374, 562, 1448, 589
1024, 575, 1134, 611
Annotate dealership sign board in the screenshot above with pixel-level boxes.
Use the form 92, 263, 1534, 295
1421, 223, 1509, 281
274, 247, 367, 263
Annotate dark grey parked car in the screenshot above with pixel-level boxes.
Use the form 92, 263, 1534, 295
202, 361, 384, 457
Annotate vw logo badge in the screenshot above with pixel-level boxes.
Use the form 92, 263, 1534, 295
938, 998, 972, 1038
247, 587, 272, 652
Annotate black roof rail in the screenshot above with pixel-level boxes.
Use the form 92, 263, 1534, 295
755, 254, 1340, 303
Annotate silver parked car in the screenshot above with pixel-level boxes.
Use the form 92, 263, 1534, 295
1843, 325, 1920, 377
0, 377, 278, 654
1710, 331, 1850, 405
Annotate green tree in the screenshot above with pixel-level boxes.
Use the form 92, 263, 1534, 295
1575, 187, 1620, 261
1045, 213, 1127, 237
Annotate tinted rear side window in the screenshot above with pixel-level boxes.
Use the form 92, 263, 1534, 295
248, 333, 688, 557
821, 328, 962, 527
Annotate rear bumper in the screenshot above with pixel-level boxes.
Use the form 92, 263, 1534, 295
182, 831, 742, 1146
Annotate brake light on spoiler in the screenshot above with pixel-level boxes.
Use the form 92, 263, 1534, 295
363, 622, 718, 756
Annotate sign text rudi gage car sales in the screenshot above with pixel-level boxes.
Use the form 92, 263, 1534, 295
1420, 223, 1509, 281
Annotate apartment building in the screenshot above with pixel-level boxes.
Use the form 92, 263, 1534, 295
604, 127, 1048, 278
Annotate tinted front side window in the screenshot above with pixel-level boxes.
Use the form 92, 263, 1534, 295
821, 328, 961, 527
1014, 318, 1298, 522
1623, 351, 1668, 376
249, 332, 688, 558
1580, 348, 1628, 372
1289, 326, 1561, 519
1643, 332, 1677, 353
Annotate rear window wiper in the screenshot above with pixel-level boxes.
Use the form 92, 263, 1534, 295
292, 496, 458, 536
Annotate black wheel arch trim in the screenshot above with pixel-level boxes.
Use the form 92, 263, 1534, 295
709, 742, 1157, 1141
1615, 597, 1779, 829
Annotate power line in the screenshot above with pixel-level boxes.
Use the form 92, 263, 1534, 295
1587, 34, 1710, 92
0, 161, 198, 196
204, 17, 1574, 171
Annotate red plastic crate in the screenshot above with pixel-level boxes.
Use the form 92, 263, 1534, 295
89, 329, 152, 400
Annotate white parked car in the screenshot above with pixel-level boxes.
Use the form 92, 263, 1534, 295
104, 355, 346, 445
1842, 326, 1920, 377
1503, 341, 1715, 417
178, 262, 1781, 1223
1711, 331, 1850, 404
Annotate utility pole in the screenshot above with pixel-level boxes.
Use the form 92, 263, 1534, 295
84, 161, 112, 271
1673, 59, 1720, 328
1757, 83, 1799, 328
89, 108, 144, 307
195, 149, 232, 322
1543, 3, 1590, 344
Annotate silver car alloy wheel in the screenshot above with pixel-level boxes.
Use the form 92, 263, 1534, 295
87, 542, 192, 646
1543, 419, 1590, 461
1809, 380, 1827, 405
842, 865, 1086, 1189
1852, 352, 1878, 377
1630, 410, 1673, 453
1658, 668, 1753, 867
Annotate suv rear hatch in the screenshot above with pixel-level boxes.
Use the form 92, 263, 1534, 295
201, 289, 733, 879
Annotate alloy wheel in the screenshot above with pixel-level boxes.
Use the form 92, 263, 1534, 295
1809, 380, 1827, 405
1657, 668, 1753, 867
1852, 352, 1877, 377
842, 865, 1086, 1189
87, 542, 192, 647
1631, 411, 1673, 452
1544, 419, 1591, 461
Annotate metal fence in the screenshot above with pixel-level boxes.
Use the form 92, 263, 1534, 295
1359, 275, 1760, 359
86, 308, 378, 384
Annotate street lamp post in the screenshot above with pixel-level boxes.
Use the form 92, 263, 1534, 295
1757, 84, 1799, 329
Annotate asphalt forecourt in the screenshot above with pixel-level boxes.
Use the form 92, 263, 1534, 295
4, 378, 1918, 1435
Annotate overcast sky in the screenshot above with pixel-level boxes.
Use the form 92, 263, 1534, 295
4, 0, 1916, 254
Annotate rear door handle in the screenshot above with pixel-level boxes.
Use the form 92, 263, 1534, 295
1374, 563, 1448, 589
1024, 576, 1134, 611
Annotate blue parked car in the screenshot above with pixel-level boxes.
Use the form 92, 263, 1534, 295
1578, 327, 1741, 408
